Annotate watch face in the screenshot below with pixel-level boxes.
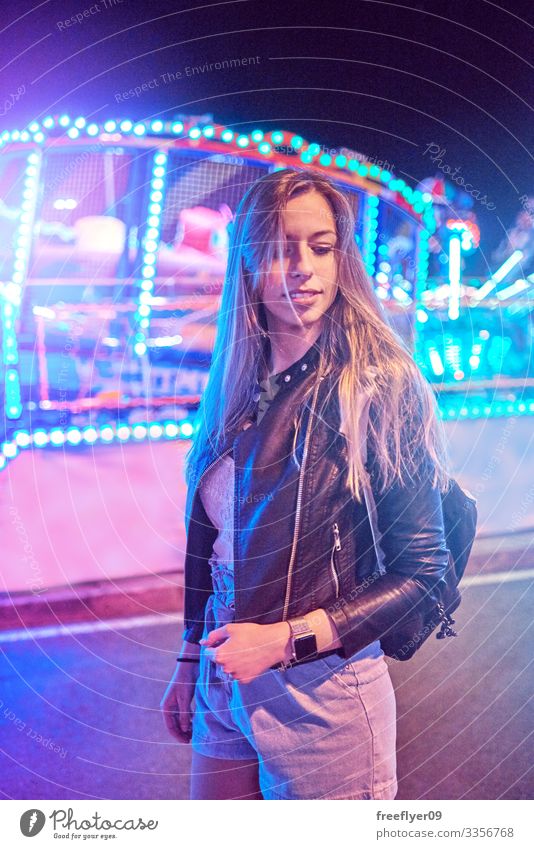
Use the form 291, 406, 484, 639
294, 633, 318, 661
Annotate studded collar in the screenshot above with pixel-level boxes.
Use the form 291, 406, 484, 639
253, 333, 323, 401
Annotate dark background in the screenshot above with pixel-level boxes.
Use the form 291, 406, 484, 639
1, 0, 533, 269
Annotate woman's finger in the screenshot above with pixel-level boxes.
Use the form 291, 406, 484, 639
160, 687, 194, 743
200, 625, 229, 646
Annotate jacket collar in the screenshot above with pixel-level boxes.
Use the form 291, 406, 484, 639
255, 331, 323, 398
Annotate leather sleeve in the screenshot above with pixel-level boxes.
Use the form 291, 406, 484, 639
327, 451, 450, 659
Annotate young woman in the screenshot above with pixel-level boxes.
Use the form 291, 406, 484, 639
160, 167, 451, 800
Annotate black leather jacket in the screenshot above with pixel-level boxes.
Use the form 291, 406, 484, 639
181, 339, 450, 659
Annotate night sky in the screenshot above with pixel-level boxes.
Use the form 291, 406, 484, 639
1, 0, 533, 268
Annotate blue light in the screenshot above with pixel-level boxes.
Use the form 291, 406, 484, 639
133, 123, 146, 136
151, 120, 164, 133
66, 429, 82, 445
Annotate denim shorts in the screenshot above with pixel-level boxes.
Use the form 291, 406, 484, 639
191, 595, 398, 800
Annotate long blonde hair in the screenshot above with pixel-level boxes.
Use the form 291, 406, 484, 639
184, 167, 450, 501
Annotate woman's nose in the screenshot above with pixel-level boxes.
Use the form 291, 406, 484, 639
289, 247, 313, 278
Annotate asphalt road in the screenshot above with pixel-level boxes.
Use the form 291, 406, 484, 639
0, 570, 532, 801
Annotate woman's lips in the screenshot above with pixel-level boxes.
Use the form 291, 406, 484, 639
285, 290, 322, 304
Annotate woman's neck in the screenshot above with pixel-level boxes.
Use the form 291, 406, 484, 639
266, 324, 323, 377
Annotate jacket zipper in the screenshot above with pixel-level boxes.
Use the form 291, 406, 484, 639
281, 374, 323, 621
329, 522, 342, 598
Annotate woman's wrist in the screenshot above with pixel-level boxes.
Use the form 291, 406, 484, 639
177, 639, 201, 662
268, 621, 293, 665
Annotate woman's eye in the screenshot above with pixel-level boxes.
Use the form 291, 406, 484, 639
283, 244, 334, 255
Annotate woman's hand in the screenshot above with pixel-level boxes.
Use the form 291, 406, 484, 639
201, 621, 292, 684
160, 658, 199, 744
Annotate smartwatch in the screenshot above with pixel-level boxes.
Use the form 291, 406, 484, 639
288, 617, 318, 663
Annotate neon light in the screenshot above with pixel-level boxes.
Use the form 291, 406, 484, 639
1, 151, 42, 420
363, 195, 379, 277
132, 150, 168, 357
475, 250, 525, 301
448, 234, 461, 320
428, 349, 445, 376
496, 278, 530, 300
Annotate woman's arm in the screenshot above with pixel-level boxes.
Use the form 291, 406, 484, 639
324, 456, 449, 658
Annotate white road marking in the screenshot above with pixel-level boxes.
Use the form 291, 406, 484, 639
462, 568, 534, 587
0, 612, 182, 643
0, 568, 533, 644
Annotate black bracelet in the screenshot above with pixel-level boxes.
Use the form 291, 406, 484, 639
176, 656, 200, 663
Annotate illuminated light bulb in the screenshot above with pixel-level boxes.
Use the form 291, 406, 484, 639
82, 428, 98, 443
15, 432, 31, 447
50, 430, 66, 445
